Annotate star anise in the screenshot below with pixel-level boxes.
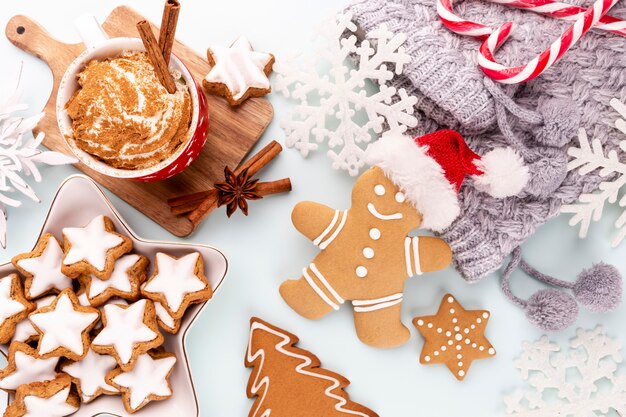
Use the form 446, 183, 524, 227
214, 167, 262, 217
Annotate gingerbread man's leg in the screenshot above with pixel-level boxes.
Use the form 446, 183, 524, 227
280, 264, 344, 320
352, 295, 410, 348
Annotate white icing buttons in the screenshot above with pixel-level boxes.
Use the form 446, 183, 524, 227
374, 185, 385, 196
356, 266, 368, 278
369, 228, 381, 240
362, 247, 374, 259
395, 192, 406, 203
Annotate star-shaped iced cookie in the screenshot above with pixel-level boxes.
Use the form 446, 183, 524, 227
203, 36, 275, 106
12, 233, 73, 300
29, 289, 100, 361
142, 252, 213, 319
154, 301, 182, 334
0, 274, 34, 344
78, 254, 149, 307
61, 348, 119, 403
12, 295, 55, 344
62, 215, 132, 279
107, 351, 177, 413
412, 294, 496, 381
0, 342, 59, 392
92, 299, 164, 371
4, 374, 79, 417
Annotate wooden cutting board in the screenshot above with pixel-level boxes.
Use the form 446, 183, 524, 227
4, 6, 273, 237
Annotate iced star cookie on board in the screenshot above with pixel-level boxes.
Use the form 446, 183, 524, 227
245, 317, 378, 417
141, 252, 213, 320
0, 342, 59, 392
0, 274, 34, 344
203, 36, 275, 106
106, 350, 177, 414
61, 215, 133, 280
91, 299, 164, 371
412, 294, 496, 381
29, 289, 100, 361
61, 348, 119, 403
12, 233, 73, 300
77, 254, 149, 307
3, 374, 79, 417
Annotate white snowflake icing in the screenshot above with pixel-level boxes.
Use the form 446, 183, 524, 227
561, 98, 626, 247
0, 65, 76, 248
504, 326, 626, 417
274, 13, 418, 176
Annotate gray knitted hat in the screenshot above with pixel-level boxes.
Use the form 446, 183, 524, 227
346, 0, 626, 283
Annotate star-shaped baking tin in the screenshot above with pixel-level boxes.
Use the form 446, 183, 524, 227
0, 175, 228, 416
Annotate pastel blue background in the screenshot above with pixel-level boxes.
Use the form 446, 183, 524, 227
0, 1, 624, 416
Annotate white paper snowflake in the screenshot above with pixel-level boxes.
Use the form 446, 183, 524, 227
274, 13, 418, 176
0, 66, 77, 248
561, 98, 626, 247
504, 327, 626, 417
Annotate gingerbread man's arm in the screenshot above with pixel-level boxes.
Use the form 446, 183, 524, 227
404, 236, 452, 276
291, 201, 346, 246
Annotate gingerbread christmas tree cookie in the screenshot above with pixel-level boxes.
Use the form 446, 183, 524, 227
413, 294, 496, 381
12, 233, 73, 300
246, 317, 378, 417
203, 36, 274, 106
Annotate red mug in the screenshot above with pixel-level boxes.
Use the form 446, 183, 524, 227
56, 14, 209, 182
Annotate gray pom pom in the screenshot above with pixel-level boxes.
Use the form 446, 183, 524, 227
534, 98, 580, 148
573, 263, 623, 313
525, 289, 578, 331
523, 148, 567, 198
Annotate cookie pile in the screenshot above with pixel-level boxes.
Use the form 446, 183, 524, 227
0, 215, 213, 415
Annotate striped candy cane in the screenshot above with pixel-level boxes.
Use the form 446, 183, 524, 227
437, 0, 626, 38
478, 0, 620, 83
490, 0, 626, 37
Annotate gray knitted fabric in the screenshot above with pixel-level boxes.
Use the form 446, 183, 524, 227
345, 0, 626, 282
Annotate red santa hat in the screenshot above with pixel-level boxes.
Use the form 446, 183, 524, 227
365, 130, 529, 232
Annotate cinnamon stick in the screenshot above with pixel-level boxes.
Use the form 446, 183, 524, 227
136, 20, 176, 93
187, 140, 283, 225
173, 179, 291, 216
158, 0, 180, 66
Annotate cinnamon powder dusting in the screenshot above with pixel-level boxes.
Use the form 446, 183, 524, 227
66, 51, 192, 171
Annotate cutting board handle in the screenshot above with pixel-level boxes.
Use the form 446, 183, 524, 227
5, 15, 82, 78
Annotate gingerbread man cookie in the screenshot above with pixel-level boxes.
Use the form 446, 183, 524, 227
413, 294, 496, 381
4, 374, 79, 417
280, 166, 452, 348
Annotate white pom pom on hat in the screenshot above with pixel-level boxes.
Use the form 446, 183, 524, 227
365, 129, 529, 232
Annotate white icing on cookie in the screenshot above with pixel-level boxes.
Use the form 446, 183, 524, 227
111, 353, 176, 411
16, 237, 72, 298
30, 292, 99, 357
0, 275, 27, 326
62, 349, 118, 398
12, 296, 55, 343
205, 36, 273, 101
0, 351, 58, 390
23, 387, 78, 417
154, 302, 176, 329
63, 215, 124, 271
88, 254, 140, 298
92, 300, 158, 365
352, 293, 403, 313
143, 253, 206, 314
367, 203, 403, 221
247, 321, 373, 417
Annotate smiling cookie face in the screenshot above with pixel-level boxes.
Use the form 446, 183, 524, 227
351, 167, 422, 231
